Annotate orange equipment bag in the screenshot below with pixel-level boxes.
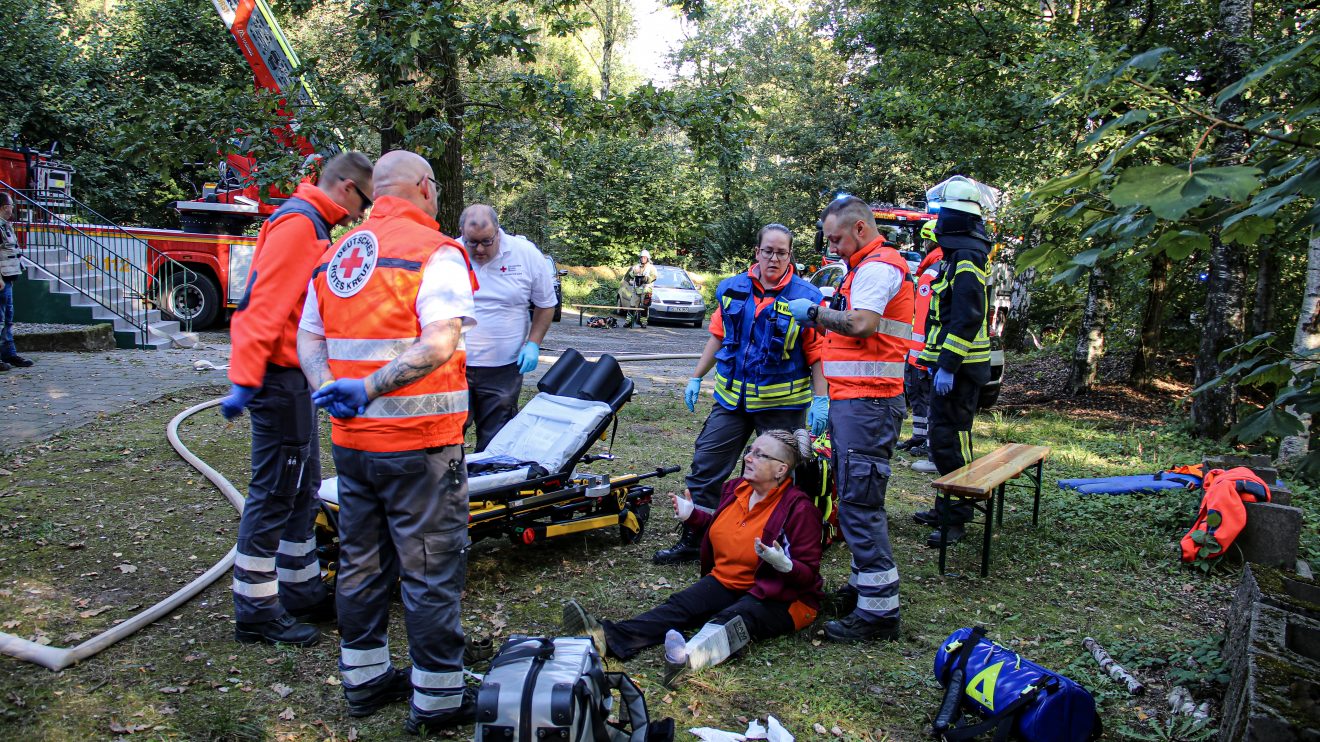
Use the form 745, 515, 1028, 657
1179, 467, 1270, 563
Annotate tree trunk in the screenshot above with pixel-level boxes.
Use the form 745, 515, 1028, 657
1278, 232, 1320, 463
1003, 225, 1037, 351
1130, 253, 1171, 389
435, 37, 465, 237
1069, 261, 1112, 395
599, 0, 614, 100
1191, 0, 1253, 439
1249, 242, 1277, 338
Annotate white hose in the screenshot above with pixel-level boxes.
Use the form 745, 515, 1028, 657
0, 398, 244, 670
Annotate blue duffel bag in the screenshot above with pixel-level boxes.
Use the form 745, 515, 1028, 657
931, 627, 1101, 742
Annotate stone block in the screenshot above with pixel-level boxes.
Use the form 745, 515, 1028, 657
1272, 481, 1293, 506
14, 323, 116, 352
1203, 455, 1277, 484
1219, 601, 1320, 742
1237, 502, 1303, 569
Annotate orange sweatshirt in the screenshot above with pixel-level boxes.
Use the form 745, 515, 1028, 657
228, 182, 347, 387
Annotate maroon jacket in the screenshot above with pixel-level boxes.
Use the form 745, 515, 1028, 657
688, 478, 824, 610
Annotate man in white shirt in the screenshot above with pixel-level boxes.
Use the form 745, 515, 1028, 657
459, 204, 558, 451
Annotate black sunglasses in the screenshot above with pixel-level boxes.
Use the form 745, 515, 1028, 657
349, 181, 372, 209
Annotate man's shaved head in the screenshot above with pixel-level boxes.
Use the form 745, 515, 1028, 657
372, 151, 437, 217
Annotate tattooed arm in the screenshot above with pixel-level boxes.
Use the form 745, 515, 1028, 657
813, 306, 882, 338
363, 318, 463, 399
296, 329, 335, 390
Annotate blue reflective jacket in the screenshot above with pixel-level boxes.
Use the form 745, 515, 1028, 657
712, 270, 822, 411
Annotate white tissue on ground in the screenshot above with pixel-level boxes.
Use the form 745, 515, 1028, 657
688, 715, 793, 742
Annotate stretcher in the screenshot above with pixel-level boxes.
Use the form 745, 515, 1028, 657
313, 349, 678, 579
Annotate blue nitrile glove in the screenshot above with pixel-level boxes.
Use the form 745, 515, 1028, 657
807, 395, 829, 436
786, 297, 816, 323
517, 341, 540, 374
934, 367, 955, 396
313, 378, 370, 419
684, 377, 703, 412
219, 384, 259, 421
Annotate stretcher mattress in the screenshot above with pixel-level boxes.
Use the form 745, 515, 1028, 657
318, 393, 614, 505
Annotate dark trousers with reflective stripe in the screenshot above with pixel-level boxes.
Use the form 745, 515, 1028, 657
927, 362, 991, 524
903, 363, 932, 440
685, 403, 805, 510
830, 396, 904, 621
465, 363, 522, 452
232, 365, 327, 623
600, 575, 794, 660
333, 444, 468, 716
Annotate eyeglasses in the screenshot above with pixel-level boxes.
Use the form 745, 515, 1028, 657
757, 248, 791, 261
416, 175, 439, 190
744, 445, 786, 464
349, 181, 372, 209
468, 236, 498, 249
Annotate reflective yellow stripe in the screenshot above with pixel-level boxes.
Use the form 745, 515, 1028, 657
714, 372, 812, 408
874, 317, 913, 340
821, 361, 906, 378
954, 262, 988, 281
959, 430, 972, 463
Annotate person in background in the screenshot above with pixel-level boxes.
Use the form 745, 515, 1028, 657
563, 430, 822, 688
621, 249, 657, 328
902, 220, 944, 474
654, 224, 826, 566
458, 205, 557, 452
220, 151, 374, 648
913, 177, 994, 548
0, 193, 32, 370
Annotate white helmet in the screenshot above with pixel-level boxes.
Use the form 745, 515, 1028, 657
640, 249, 651, 259
927, 176, 992, 217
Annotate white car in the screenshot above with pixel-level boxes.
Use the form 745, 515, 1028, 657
647, 265, 705, 327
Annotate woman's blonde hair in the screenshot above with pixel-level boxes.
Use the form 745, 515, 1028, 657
760, 429, 812, 477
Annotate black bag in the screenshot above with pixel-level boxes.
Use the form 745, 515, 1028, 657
475, 636, 674, 742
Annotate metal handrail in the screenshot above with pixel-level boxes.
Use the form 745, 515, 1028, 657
56, 194, 202, 334
1, 180, 196, 345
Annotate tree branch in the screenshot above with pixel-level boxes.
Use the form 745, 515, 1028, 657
1128, 80, 1320, 151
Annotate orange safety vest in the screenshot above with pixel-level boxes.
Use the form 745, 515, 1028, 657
1179, 467, 1270, 563
908, 246, 944, 367
821, 237, 915, 400
312, 196, 475, 453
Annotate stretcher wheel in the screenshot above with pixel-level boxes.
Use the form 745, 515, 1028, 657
620, 503, 650, 544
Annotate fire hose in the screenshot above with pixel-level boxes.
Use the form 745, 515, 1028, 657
0, 398, 242, 670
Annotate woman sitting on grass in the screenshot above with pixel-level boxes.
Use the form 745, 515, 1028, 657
562, 429, 823, 686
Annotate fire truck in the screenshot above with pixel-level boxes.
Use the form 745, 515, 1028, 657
0, 0, 331, 332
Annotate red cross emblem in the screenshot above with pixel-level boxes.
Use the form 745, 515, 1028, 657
340, 247, 365, 278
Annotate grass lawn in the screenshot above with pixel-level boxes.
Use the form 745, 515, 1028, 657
1, 380, 1313, 741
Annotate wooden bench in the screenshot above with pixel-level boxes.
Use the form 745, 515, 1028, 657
570, 304, 639, 325
931, 443, 1051, 577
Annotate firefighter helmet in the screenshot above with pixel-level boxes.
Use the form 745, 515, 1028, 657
920, 220, 937, 242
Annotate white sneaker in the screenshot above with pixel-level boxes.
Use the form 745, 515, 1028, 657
911, 459, 939, 474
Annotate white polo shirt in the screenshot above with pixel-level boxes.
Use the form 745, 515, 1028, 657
462, 230, 557, 368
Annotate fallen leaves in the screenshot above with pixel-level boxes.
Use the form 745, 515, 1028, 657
158, 686, 186, 694
272, 683, 293, 698
108, 719, 154, 734
278, 707, 295, 721
78, 606, 112, 619
115, 564, 138, 574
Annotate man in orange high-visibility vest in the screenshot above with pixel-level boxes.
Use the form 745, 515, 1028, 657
297, 151, 479, 734
787, 196, 914, 644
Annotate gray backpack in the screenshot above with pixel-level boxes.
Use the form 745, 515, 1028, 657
475, 636, 673, 742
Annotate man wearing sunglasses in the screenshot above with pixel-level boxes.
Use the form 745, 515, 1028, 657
220, 151, 374, 648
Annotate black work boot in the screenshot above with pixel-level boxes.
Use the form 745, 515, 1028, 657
345, 667, 411, 717
896, 436, 926, 452
912, 509, 939, 527
2, 354, 33, 368
234, 612, 320, 647
404, 687, 476, 735
927, 524, 967, 548
652, 525, 700, 565
825, 584, 859, 618
0, 360, 10, 372
824, 613, 901, 643
288, 595, 336, 624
